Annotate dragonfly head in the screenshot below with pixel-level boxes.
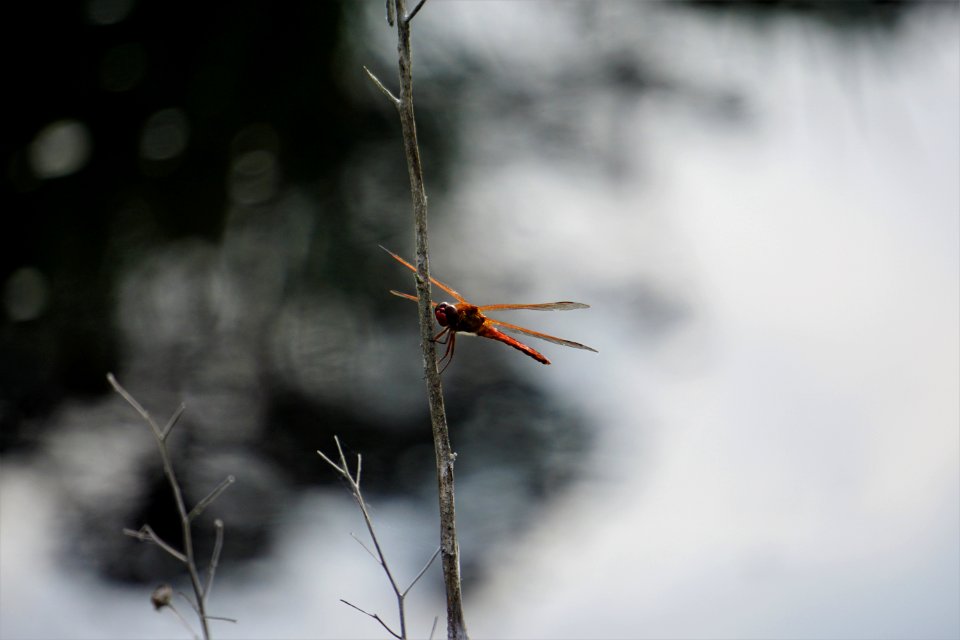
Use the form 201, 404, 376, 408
435, 302, 457, 327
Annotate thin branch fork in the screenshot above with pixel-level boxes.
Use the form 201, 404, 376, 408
319, 437, 441, 639
386, 0, 428, 26
123, 524, 187, 563
108, 373, 235, 639
367, 0, 430, 109
406, 0, 428, 22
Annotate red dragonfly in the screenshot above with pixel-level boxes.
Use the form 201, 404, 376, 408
383, 246, 597, 370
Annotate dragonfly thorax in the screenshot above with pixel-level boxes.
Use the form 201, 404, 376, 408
435, 302, 484, 334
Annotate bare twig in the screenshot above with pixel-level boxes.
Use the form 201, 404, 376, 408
204, 519, 225, 599
107, 373, 164, 439
189, 477, 236, 522
165, 601, 200, 640
319, 437, 442, 638
364, 66, 401, 106
341, 599, 402, 639
350, 531, 380, 562
386, 0, 396, 26
162, 403, 187, 440
366, 0, 468, 636
108, 373, 234, 639
406, 0, 428, 23
404, 546, 442, 598
123, 525, 188, 563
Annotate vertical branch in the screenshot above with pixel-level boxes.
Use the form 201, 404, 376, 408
376, 1, 469, 637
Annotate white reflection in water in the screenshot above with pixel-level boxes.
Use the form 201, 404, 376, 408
405, 3, 959, 638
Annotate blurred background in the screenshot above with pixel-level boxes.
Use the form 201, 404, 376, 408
1, 1, 957, 638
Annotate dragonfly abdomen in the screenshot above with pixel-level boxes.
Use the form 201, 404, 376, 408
475, 325, 551, 365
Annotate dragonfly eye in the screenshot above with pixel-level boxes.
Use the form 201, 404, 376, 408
435, 303, 455, 327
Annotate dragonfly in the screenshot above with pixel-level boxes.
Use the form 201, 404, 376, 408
382, 246, 597, 371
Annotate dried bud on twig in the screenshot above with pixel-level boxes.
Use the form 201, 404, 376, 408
151, 584, 174, 610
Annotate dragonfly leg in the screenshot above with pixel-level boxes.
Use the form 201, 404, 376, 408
428, 327, 456, 374
437, 332, 456, 374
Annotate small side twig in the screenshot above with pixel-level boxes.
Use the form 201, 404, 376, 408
189, 478, 236, 522
123, 524, 187, 563
365, 66, 400, 107
340, 599, 402, 640
404, 545, 442, 598
406, 0, 428, 23
204, 519, 225, 599
319, 436, 441, 639
108, 373, 235, 639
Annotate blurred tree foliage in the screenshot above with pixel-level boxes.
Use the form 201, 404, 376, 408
0, 0, 916, 585
1, 1, 380, 449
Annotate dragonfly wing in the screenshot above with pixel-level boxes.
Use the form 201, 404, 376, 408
380, 246, 467, 303
488, 318, 598, 352
478, 301, 590, 312
389, 290, 438, 307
